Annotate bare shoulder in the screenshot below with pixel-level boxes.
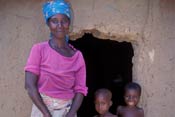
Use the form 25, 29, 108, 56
117, 105, 125, 115
108, 112, 118, 117
137, 107, 144, 117
117, 105, 124, 112
137, 107, 144, 112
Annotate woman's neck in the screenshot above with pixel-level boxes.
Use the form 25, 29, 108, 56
51, 37, 68, 48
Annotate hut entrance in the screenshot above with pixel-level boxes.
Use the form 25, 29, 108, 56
69, 33, 134, 117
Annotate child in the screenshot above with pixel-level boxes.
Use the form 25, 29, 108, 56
94, 88, 118, 117
117, 82, 144, 117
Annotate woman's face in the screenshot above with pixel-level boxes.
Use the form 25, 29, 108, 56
48, 14, 70, 39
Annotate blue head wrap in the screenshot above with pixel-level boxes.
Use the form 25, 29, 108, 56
42, 0, 72, 42
42, 0, 71, 24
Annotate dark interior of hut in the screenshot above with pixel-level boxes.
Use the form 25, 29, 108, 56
69, 33, 134, 117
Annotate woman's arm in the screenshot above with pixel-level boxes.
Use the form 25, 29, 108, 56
25, 71, 51, 117
66, 93, 84, 117
65, 52, 87, 117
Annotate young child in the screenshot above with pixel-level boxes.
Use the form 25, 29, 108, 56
94, 88, 118, 117
117, 82, 144, 117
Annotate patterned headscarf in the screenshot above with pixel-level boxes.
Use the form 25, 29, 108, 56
42, 0, 72, 24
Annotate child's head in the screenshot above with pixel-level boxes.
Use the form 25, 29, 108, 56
94, 88, 112, 115
124, 82, 141, 107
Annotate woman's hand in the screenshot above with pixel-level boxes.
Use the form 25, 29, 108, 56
65, 93, 84, 117
43, 112, 52, 117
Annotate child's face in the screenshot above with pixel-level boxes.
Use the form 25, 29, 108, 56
124, 89, 140, 107
95, 95, 111, 115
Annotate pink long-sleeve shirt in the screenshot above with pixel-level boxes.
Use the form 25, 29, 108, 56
24, 41, 88, 99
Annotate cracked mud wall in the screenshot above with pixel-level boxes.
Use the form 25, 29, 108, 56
0, 0, 175, 117
133, 0, 175, 116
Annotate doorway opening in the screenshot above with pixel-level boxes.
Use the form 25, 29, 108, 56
69, 33, 134, 117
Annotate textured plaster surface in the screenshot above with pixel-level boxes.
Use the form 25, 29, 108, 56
0, 0, 175, 117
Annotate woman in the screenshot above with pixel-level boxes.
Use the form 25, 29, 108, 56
24, 0, 87, 117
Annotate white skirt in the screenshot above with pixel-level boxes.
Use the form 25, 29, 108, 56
31, 93, 76, 117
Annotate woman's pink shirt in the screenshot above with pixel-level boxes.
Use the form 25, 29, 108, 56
24, 41, 88, 99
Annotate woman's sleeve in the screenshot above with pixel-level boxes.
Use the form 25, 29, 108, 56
24, 44, 41, 76
74, 52, 88, 96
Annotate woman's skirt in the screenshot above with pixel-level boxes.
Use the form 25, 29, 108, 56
31, 93, 76, 117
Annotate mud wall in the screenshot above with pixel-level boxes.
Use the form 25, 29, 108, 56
0, 0, 175, 117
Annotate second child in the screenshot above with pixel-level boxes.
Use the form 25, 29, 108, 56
116, 82, 144, 117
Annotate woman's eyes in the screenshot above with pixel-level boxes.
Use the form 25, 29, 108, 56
51, 19, 58, 24
50, 19, 69, 24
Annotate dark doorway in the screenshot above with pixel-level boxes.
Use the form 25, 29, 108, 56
69, 34, 134, 117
